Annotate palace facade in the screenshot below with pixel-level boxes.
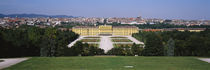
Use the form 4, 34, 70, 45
72, 25, 139, 36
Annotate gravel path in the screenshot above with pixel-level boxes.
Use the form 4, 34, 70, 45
0, 58, 29, 69
99, 36, 113, 53
126, 36, 144, 45
68, 36, 84, 48
198, 58, 210, 63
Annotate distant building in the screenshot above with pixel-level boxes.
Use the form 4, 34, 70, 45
72, 25, 139, 36
121, 21, 146, 25
174, 28, 206, 32
140, 28, 206, 32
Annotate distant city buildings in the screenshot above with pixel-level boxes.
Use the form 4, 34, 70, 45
140, 28, 206, 32
0, 15, 210, 29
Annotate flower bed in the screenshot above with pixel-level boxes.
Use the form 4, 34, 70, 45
110, 37, 127, 38
81, 39, 100, 42
114, 44, 133, 47
84, 37, 100, 38
112, 39, 132, 42
114, 44, 143, 47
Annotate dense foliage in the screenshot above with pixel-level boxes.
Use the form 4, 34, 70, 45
107, 43, 144, 56
69, 41, 105, 56
133, 29, 210, 56
0, 26, 79, 58
142, 33, 164, 56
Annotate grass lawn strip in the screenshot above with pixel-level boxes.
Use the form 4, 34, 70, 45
3, 57, 210, 70
113, 44, 144, 47
114, 44, 133, 47
84, 37, 100, 38
110, 37, 127, 38
112, 39, 132, 42
81, 39, 100, 42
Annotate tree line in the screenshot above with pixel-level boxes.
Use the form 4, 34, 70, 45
1, 25, 210, 57
107, 43, 144, 56
0, 25, 79, 58
68, 41, 105, 56
132, 29, 210, 56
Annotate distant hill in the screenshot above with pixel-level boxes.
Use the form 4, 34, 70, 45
0, 13, 75, 18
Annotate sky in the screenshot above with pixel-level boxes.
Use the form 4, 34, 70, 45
0, 0, 210, 20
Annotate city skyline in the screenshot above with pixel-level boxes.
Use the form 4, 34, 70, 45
0, 0, 210, 20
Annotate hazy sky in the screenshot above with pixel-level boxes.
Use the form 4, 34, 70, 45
0, 0, 210, 20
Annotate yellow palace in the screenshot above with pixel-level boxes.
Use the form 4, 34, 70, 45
72, 25, 139, 36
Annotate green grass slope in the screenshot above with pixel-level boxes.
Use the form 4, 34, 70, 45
4, 57, 210, 70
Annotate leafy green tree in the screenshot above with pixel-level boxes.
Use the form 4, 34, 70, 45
40, 28, 57, 57
131, 43, 144, 56
166, 38, 175, 56
143, 33, 164, 56
70, 41, 104, 56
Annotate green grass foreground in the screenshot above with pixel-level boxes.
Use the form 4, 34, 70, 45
3, 57, 210, 70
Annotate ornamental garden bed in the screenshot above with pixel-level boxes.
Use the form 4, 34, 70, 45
112, 39, 132, 42
84, 37, 100, 38
114, 44, 144, 47
114, 44, 133, 47
110, 37, 127, 38
80, 39, 100, 42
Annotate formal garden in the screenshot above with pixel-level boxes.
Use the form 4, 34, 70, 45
114, 44, 133, 47
112, 39, 132, 42
83, 36, 101, 38
113, 44, 144, 47
80, 39, 100, 42
110, 37, 127, 38
79, 37, 100, 47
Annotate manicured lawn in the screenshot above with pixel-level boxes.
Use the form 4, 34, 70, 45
114, 44, 133, 47
114, 44, 144, 47
84, 37, 100, 38
111, 37, 127, 38
112, 39, 132, 42
3, 57, 210, 70
80, 39, 100, 42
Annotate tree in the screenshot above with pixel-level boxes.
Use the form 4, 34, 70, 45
40, 28, 57, 57
0, 26, 79, 58
166, 38, 175, 56
131, 43, 143, 56
143, 33, 164, 56
70, 41, 104, 56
